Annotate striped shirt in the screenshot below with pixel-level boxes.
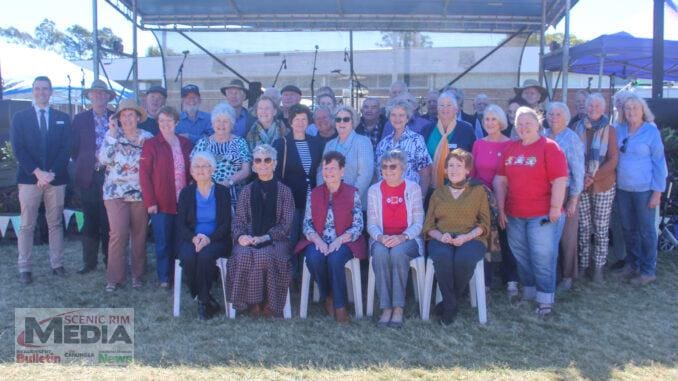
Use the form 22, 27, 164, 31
295, 139, 312, 194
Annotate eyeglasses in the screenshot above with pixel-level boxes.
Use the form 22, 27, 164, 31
253, 157, 273, 164
381, 164, 399, 170
620, 137, 628, 153
335, 117, 351, 123
191, 164, 212, 170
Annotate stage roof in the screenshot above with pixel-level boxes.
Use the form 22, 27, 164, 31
106, 0, 578, 34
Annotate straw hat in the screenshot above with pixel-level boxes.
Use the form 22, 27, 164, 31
83, 80, 116, 102
113, 99, 147, 123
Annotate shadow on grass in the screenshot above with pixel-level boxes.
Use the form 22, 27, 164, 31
0, 238, 676, 380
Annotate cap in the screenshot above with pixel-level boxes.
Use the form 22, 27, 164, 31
146, 85, 168, 98
281, 84, 302, 96
181, 84, 200, 97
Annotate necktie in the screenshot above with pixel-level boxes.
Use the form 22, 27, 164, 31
39, 109, 48, 168
39, 109, 47, 135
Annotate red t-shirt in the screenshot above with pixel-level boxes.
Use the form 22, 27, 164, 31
496, 137, 568, 218
381, 181, 408, 235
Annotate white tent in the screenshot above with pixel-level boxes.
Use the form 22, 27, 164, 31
1, 41, 133, 105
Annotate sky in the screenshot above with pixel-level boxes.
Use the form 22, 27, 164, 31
0, 0, 676, 56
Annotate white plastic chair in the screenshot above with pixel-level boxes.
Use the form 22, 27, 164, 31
299, 256, 363, 319
366, 255, 426, 318
422, 258, 487, 324
172, 259, 182, 317
216, 257, 291, 319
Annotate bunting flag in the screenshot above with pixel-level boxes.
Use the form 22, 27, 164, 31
0, 216, 11, 237
63, 209, 76, 230
10, 216, 22, 234
74, 211, 84, 232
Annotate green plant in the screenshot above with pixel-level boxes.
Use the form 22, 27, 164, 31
0, 141, 15, 162
661, 127, 678, 176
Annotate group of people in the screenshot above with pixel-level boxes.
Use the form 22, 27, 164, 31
11, 74, 668, 325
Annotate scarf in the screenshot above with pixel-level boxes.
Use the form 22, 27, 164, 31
431, 119, 457, 189
576, 115, 610, 175
251, 178, 278, 237
248, 120, 282, 148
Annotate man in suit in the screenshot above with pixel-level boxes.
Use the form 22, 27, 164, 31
471, 93, 489, 139
71, 80, 114, 274
11, 76, 71, 284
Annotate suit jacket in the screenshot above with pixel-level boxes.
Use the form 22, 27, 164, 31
71, 108, 113, 188
176, 183, 232, 253
11, 106, 71, 185
272, 134, 323, 210
460, 111, 475, 126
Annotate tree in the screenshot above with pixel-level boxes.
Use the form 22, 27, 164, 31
526, 32, 585, 48
146, 46, 178, 57
98, 27, 124, 57
0, 27, 37, 47
377, 32, 433, 48
63, 25, 93, 60
34, 19, 65, 52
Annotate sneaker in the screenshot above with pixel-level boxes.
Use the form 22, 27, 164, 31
612, 264, 637, 279
105, 283, 117, 292
629, 275, 656, 286
557, 278, 573, 291
506, 282, 519, 301
132, 278, 143, 289
535, 304, 554, 318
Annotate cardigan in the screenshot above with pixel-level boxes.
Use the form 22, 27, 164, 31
71, 108, 113, 188
176, 183, 232, 251
139, 134, 193, 214
367, 179, 425, 257
272, 134, 323, 210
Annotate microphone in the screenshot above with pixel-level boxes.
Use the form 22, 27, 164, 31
344, 48, 348, 62
182, 50, 189, 56
283, 57, 287, 69
67, 74, 71, 84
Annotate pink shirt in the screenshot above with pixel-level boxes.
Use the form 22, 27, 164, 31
471, 139, 512, 190
170, 141, 187, 202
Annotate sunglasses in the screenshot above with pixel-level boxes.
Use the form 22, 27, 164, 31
381, 164, 399, 170
335, 117, 351, 123
620, 137, 628, 153
253, 157, 273, 164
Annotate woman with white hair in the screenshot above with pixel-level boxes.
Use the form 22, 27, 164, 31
191, 102, 251, 206
375, 97, 432, 192
227, 144, 295, 317
613, 94, 668, 285
176, 151, 232, 320
545, 102, 585, 290
573, 93, 618, 282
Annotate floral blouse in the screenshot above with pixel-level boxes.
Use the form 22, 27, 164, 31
98, 128, 153, 201
302, 190, 364, 244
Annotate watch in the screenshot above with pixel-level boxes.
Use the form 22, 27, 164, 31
227, 179, 235, 187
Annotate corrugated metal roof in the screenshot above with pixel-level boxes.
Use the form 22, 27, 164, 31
106, 0, 577, 34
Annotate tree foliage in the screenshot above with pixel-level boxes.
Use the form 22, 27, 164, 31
526, 32, 586, 48
377, 32, 433, 48
0, 19, 126, 60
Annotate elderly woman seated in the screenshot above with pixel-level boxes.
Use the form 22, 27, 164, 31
176, 151, 232, 321
424, 149, 490, 326
227, 144, 295, 318
296, 151, 366, 324
367, 149, 424, 328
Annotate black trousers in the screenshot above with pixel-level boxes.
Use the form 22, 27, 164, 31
79, 169, 110, 269
428, 239, 485, 319
179, 240, 225, 303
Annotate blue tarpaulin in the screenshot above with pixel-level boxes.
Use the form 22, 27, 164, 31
543, 32, 678, 81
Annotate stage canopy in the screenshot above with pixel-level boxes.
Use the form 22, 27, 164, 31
106, 0, 577, 34
543, 32, 678, 81
1, 42, 133, 105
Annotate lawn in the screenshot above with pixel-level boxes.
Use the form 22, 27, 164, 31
0, 237, 676, 380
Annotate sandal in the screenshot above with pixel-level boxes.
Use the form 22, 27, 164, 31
535, 304, 553, 318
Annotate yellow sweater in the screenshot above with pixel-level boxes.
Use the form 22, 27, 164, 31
423, 183, 490, 245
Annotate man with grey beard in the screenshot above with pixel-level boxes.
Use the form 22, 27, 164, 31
175, 84, 213, 143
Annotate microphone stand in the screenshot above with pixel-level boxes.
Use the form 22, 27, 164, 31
272, 57, 286, 88
80, 68, 86, 107
175, 50, 189, 90
310, 45, 319, 109
67, 75, 73, 119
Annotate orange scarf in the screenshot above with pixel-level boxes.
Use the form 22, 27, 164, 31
432, 119, 456, 189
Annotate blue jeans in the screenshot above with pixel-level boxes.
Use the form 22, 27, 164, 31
150, 212, 176, 283
616, 190, 658, 276
304, 244, 353, 309
507, 215, 558, 304
552, 213, 566, 264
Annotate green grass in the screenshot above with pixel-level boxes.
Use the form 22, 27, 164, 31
0, 237, 676, 380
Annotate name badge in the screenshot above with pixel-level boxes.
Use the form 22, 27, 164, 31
56, 121, 65, 125
448, 143, 457, 149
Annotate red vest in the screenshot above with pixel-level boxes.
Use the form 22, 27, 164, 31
294, 182, 366, 259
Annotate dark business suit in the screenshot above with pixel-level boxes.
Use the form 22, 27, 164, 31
71, 108, 113, 270
10, 106, 71, 273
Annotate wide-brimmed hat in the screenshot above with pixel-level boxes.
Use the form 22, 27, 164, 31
220, 79, 248, 98
513, 79, 548, 103
113, 99, 147, 123
83, 80, 116, 102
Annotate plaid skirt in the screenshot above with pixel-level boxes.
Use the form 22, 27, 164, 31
226, 241, 292, 315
